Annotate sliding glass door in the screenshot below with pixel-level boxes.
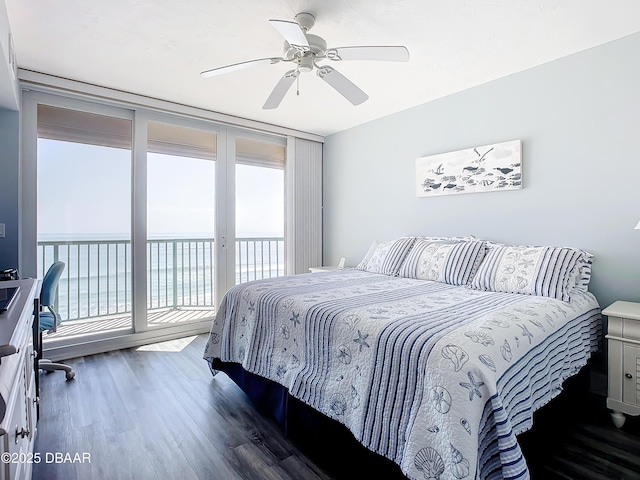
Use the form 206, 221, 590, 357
36, 103, 134, 339
146, 121, 217, 327
235, 137, 286, 284
28, 92, 288, 352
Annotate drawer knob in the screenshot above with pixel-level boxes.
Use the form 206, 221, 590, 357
625, 373, 633, 379
15, 426, 30, 443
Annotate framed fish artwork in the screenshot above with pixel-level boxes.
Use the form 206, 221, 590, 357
416, 140, 522, 197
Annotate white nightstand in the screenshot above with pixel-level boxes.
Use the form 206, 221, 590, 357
309, 266, 340, 273
602, 300, 640, 428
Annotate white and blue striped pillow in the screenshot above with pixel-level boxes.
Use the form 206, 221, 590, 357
356, 237, 416, 276
571, 250, 594, 292
469, 244, 585, 301
398, 239, 486, 285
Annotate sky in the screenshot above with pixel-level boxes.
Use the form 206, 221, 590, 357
37, 139, 284, 240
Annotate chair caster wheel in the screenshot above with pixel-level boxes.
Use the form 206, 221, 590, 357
65, 371, 76, 381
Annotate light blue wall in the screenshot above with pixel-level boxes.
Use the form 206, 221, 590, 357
0, 1, 20, 271
323, 32, 640, 310
0, 108, 20, 270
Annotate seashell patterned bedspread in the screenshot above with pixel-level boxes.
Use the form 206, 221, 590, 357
203, 269, 601, 479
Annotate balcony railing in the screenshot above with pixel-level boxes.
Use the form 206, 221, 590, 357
37, 237, 285, 322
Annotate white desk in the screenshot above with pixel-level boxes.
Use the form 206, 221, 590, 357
0, 279, 39, 480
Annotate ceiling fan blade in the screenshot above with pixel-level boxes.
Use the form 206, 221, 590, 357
201, 57, 282, 78
316, 66, 368, 106
269, 19, 310, 50
327, 46, 410, 62
263, 70, 298, 110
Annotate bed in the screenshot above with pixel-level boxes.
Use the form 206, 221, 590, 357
203, 237, 602, 479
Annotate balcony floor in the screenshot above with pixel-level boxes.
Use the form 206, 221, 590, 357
44, 307, 216, 341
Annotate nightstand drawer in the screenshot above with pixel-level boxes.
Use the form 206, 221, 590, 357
622, 344, 640, 406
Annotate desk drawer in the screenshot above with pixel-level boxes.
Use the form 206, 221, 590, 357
1, 360, 29, 480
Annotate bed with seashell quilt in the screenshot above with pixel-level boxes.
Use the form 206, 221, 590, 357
203, 238, 602, 480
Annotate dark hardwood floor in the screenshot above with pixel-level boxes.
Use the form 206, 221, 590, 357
32, 335, 640, 480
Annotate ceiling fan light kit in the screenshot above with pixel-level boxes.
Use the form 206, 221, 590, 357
201, 12, 409, 109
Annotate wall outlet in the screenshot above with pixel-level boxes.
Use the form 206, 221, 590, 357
0, 224, 4, 238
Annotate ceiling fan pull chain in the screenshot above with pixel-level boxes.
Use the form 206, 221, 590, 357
296, 67, 300, 96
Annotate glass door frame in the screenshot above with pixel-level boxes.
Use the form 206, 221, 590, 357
23, 91, 138, 343
134, 110, 226, 334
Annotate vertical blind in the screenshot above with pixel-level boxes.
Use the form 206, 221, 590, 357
286, 137, 323, 274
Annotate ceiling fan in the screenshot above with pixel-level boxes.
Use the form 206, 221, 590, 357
200, 12, 410, 109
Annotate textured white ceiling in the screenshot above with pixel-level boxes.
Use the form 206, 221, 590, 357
6, 0, 640, 136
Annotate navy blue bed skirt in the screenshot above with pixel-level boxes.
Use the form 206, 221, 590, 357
210, 359, 407, 478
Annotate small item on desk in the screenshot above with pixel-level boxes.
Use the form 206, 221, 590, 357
0, 286, 19, 312
0, 268, 18, 281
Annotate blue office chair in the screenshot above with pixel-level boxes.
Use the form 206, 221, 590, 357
39, 261, 75, 380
